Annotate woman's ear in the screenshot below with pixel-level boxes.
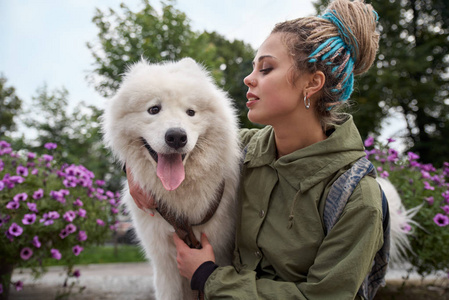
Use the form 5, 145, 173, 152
305, 71, 325, 98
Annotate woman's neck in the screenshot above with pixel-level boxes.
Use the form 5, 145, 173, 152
273, 119, 327, 158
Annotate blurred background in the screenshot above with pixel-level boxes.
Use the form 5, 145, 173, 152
1, 0, 448, 250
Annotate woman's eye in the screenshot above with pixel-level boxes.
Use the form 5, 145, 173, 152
148, 105, 161, 115
260, 67, 273, 74
186, 109, 195, 117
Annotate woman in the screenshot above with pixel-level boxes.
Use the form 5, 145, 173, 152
133, 0, 384, 298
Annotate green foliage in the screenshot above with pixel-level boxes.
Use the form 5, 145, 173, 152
0, 140, 119, 292
43, 244, 145, 266
314, 0, 449, 166
365, 137, 449, 275
0, 75, 22, 137
21, 85, 122, 192
87, 0, 255, 128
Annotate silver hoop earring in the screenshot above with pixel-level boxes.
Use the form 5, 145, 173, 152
304, 95, 311, 110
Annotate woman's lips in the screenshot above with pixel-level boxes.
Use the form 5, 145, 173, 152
246, 92, 259, 108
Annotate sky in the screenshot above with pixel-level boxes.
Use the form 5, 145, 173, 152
0, 0, 406, 146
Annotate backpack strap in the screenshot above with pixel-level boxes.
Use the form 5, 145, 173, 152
324, 156, 390, 300
324, 156, 376, 234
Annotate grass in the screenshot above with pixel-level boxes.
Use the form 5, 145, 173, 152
44, 244, 146, 266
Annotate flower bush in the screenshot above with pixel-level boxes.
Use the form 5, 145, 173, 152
0, 141, 120, 297
365, 137, 449, 276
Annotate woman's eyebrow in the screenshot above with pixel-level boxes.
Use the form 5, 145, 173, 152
252, 55, 276, 66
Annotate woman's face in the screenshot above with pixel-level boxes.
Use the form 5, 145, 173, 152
244, 33, 308, 127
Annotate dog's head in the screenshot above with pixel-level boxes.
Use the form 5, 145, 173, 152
102, 58, 235, 191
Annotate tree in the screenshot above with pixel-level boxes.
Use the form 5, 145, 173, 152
0, 75, 22, 137
314, 0, 449, 166
22, 85, 122, 190
87, 0, 255, 127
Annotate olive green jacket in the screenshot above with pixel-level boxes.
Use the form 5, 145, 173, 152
204, 116, 383, 300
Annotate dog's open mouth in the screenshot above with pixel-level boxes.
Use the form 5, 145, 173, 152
141, 137, 186, 191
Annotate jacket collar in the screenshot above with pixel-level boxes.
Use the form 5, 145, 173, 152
243, 116, 366, 192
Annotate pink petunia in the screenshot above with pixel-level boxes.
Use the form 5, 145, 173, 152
51, 249, 62, 260
22, 213, 36, 225
434, 213, 449, 227
424, 181, 435, 190
20, 247, 33, 260
32, 236, 41, 248
32, 188, 44, 200
8, 223, 23, 237
72, 245, 84, 256
78, 230, 87, 242
13, 192, 28, 202
364, 136, 374, 147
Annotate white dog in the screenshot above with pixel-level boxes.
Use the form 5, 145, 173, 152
102, 58, 241, 300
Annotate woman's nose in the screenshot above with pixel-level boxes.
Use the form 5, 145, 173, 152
243, 74, 256, 87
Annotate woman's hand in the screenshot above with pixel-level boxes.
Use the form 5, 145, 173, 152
126, 166, 157, 215
173, 233, 215, 281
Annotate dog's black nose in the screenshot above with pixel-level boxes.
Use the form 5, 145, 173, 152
165, 128, 187, 149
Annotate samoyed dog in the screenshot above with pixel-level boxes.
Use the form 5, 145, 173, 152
102, 58, 241, 300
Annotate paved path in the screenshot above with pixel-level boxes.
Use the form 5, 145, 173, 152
9, 263, 448, 300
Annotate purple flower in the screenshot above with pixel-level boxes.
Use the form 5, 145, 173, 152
13, 192, 28, 202
424, 181, 435, 190
32, 188, 44, 200
387, 138, 396, 143
73, 198, 83, 207
8, 223, 23, 237
401, 223, 412, 232
59, 228, 69, 239
15, 281, 23, 291
380, 171, 389, 178
48, 211, 60, 219
96, 180, 105, 186
44, 142, 57, 150
78, 230, 87, 242
73, 269, 81, 278
407, 151, 420, 161
0, 181, 4, 191
22, 213, 36, 225
42, 154, 53, 162
106, 191, 115, 198
72, 245, 84, 256
442, 205, 449, 214
433, 213, 449, 227
16, 166, 29, 177
27, 152, 36, 159
364, 136, 374, 147
78, 208, 87, 218
20, 247, 33, 260
51, 249, 62, 260
63, 211, 76, 222
96, 219, 105, 226
32, 236, 41, 248
27, 202, 38, 213
9, 175, 24, 184
6, 201, 20, 210
425, 196, 435, 205
31, 168, 39, 175
66, 224, 77, 234
111, 207, 119, 214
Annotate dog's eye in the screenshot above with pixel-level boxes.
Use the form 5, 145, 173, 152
186, 109, 195, 117
148, 106, 161, 115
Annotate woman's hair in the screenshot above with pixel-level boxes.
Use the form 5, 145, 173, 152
272, 0, 379, 129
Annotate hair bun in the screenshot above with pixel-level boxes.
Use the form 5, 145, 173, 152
325, 0, 379, 75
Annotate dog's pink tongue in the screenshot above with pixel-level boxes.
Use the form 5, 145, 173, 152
156, 154, 185, 191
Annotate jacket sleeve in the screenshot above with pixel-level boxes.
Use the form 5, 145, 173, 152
204, 180, 384, 300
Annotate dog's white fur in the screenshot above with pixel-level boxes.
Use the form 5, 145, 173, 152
102, 58, 241, 300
